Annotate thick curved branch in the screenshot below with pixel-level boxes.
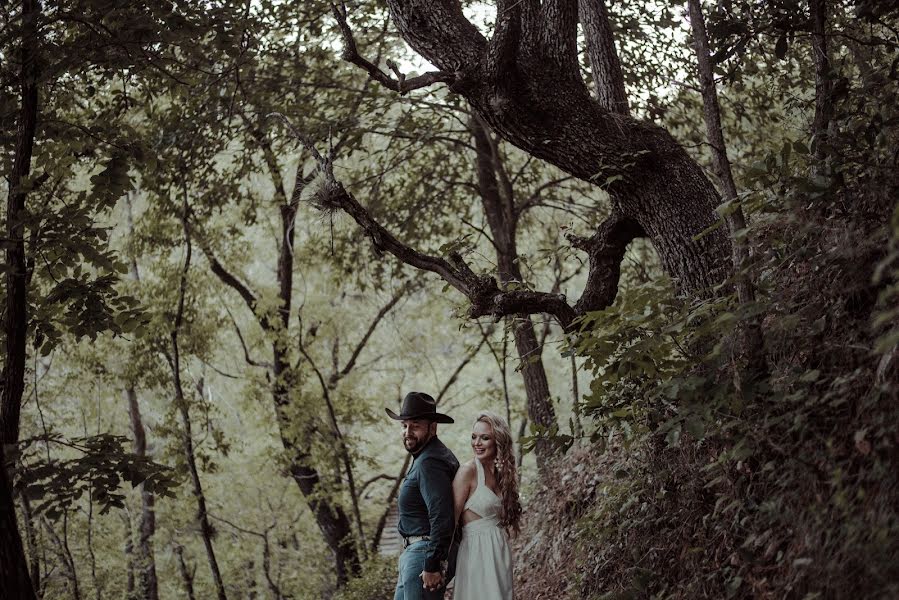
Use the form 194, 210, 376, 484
570, 213, 644, 314
319, 169, 579, 327
197, 240, 258, 318
382, 0, 486, 74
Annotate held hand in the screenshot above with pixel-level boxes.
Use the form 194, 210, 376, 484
420, 570, 444, 592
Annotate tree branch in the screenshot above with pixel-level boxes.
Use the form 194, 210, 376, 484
486, 0, 523, 85
196, 238, 258, 319
224, 306, 272, 369
331, 1, 455, 95
331, 286, 408, 386
578, 0, 629, 113
541, 0, 580, 69
569, 213, 644, 314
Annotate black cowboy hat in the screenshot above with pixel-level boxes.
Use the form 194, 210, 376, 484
385, 391, 454, 424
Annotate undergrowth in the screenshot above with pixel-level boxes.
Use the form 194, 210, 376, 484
517, 94, 898, 599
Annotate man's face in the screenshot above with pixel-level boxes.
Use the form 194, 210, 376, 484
401, 419, 435, 454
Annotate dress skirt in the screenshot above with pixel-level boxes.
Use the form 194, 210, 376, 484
452, 515, 513, 600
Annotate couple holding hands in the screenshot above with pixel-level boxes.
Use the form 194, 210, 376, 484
386, 391, 521, 600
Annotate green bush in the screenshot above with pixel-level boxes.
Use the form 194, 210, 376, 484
334, 554, 397, 600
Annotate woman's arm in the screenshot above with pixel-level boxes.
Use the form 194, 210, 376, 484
452, 461, 475, 526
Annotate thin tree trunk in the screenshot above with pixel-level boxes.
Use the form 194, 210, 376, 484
469, 116, 557, 470
125, 387, 159, 600
271, 201, 359, 584
124, 194, 160, 600
85, 487, 101, 600
174, 545, 197, 600
169, 209, 228, 600
298, 291, 407, 564
202, 170, 361, 585
44, 513, 82, 600
688, 0, 766, 377
122, 513, 136, 599
2, 444, 36, 599
570, 353, 583, 439
20, 492, 41, 596
809, 0, 833, 167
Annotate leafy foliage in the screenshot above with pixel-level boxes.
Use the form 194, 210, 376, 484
14, 433, 179, 522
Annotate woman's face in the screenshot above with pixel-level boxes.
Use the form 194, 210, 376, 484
471, 420, 497, 462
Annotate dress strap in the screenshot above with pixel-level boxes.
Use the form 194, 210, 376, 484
474, 457, 485, 487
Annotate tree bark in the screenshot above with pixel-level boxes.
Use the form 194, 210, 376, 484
578, 0, 629, 113
19, 493, 41, 596
809, 0, 833, 166
1, 0, 40, 448
124, 197, 160, 600
123, 515, 136, 599
1, 3, 41, 598
383, 0, 731, 296
687, 0, 766, 377
1, 444, 36, 600
125, 387, 159, 600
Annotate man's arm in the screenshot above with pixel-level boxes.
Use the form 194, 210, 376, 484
418, 456, 455, 573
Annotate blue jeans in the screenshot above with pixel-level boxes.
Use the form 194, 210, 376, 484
393, 541, 445, 600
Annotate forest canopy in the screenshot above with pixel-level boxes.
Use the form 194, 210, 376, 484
1, 1, 897, 599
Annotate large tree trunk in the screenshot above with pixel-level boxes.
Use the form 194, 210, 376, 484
385, 0, 732, 296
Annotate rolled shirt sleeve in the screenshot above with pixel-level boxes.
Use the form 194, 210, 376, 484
417, 456, 456, 573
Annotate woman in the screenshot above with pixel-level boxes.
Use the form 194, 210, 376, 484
451, 411, 522, 599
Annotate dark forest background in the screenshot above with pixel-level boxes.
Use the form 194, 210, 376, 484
1, 1, 897, 598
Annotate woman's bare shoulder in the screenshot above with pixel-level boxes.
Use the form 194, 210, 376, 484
454, 459, 477, 482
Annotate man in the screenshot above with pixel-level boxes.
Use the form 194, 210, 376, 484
387, 391, 460, 600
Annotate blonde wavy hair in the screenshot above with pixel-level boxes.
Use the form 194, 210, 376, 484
475, 411, 522, 534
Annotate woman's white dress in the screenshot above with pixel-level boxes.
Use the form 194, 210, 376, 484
453, 457, 513, 599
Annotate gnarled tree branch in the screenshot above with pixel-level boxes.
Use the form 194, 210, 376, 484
331, 1, 455, 94
569, 213, 644, 314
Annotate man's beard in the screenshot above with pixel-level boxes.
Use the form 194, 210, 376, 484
404, 434, 428, 454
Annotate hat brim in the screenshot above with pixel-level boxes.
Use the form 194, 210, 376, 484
385, 408, 454, 424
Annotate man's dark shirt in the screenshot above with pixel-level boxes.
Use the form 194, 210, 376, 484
397, 435, 460, 572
